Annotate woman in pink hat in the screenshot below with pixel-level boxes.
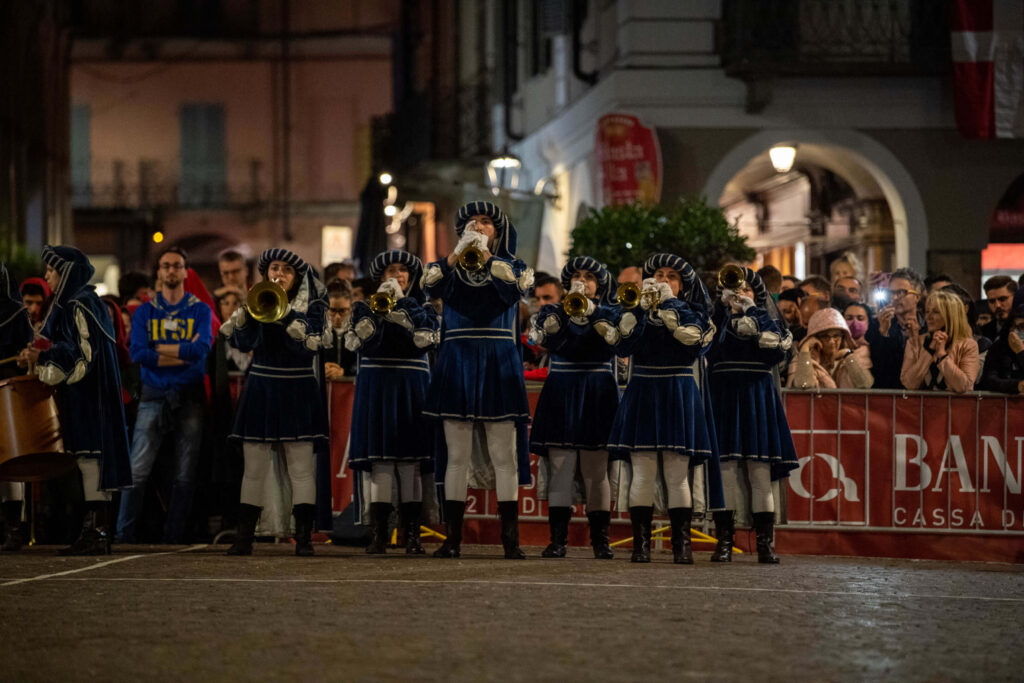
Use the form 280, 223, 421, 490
787, 308, 873, 389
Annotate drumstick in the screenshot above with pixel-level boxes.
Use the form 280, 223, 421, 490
0, 354, 22, 366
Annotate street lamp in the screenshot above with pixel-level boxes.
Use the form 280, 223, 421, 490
769, 145, 797, 173
486, 153, 522, 196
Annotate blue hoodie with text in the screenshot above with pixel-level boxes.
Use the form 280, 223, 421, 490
130, 292, 213, 395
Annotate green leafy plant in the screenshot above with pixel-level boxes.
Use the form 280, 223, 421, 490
568, 195, 755, 278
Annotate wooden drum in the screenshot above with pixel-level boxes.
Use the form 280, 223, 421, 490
0, 375, 73, 482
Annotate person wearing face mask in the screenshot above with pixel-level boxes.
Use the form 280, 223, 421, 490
219, 248, 330, 556
600, 253, 723, 564
843, 302, 872, 350
345, 250, 440, 554
901, 290, 979, 393
788, 308, 873, 389
422, 201, 534, 559
529, 256, 620, 560
707, 267, 797, 564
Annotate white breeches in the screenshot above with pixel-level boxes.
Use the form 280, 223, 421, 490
720, 459, 774, 514
79, 457, 111, 502
369, 461, 422, 504
547, 448, 610, 512
240, 441, 316, 507
628, 451, 691, 509
443, 420, 519, 502
0, 481, 24, 503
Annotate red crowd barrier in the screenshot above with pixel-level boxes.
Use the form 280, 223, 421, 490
236, 375, 1024, 562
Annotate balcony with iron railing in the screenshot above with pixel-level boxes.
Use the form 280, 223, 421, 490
721, 0, 951, 77
72, 158, 269, 210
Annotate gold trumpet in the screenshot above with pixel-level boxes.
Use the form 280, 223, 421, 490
562, 290, 589, 317
368, 292, 396, 315
718, 263, 745, 290
457, 245, 485, 272
616, 282, 641, 309
246, 279, 289, 323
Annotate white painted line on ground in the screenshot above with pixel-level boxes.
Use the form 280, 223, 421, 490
0, 545, 208, 588
7, 575, 1023, 604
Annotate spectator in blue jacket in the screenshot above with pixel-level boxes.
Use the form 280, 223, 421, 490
117, 246, 213, 543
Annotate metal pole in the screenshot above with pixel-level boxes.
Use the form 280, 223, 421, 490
280, 0, 292, 242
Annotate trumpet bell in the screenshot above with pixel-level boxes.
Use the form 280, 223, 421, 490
458, 245, 485, 272
368, 292, 396, 315
718, 264, 746, 291
563, 291, 589, 317
616, 282, 641, 309
246, 280, 289, 323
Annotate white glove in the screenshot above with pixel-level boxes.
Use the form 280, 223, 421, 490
542, 314, 561, 335
285, 318, 307, 341
570, 281, 586, 295
655, 281, 674, 303
220, 306, 248, 336
354, 317, 376, 340
640, 278, 660, 311
593, 320, 620, 345
517, 266, 535, 291
721, 288, 737, 306
454, 231, 479, 256
377, 278, 403, 300
732, 295, 755, 314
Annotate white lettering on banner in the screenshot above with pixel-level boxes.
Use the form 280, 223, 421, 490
951, 509, 965, 527
970, 510, 984, 528
980, 436, 1023, 494
912, 508, 927, 526
930, 436, 976, 493
1004, 510, 1015, 527
521, 497, 536, 515
895, 434, 932, 491
896, 507, 972, 528
335, 440, 350, 478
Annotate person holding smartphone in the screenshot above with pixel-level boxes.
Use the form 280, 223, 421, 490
865, 268, 925, 388
900, 290, 979, 393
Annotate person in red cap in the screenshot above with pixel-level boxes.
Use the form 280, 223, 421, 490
20, 277, 52, 349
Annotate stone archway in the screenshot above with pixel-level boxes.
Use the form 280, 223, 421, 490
703, 129, 928, 273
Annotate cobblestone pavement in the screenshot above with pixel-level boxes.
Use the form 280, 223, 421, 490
1, 544, 1022, 682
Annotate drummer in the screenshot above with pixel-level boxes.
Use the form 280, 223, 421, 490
18, 246, 133, 555
0, 262, 34, 551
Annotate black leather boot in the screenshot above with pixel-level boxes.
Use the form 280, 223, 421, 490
365, 502, 393, 555
628, 506, 652, 563
541, 506, 571, 558
668, 507, 694, 565
1, 500, 24, 552
226, 504, 261, 556
59, 502, 111, 556
587, 510, 614, 560
292, 503, 316, 557
400, 502, 425, 555
753, 511, 780, 564
433, 500, 465, 558
498, 500, 526, 559
710, 510, 734, 563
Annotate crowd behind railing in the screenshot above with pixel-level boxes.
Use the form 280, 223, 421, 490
1, 247, 1022, 551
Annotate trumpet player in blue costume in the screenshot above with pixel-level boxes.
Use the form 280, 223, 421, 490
219, 248, 330, 556
600, 253, 723, 564
344, 249, 440, 554
422, 201, 534, 559
18, 246, 132, 555
707, 266, 798, 563
529, 256, 619, 559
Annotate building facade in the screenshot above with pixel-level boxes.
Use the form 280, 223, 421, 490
482, 0, 1024, 292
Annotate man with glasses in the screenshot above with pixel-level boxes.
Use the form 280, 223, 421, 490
865, 267, 925, 388
215, 249, 250, 299
117, 246, 213, 544
980, 275, 1019, 341
322, 278, 357, 379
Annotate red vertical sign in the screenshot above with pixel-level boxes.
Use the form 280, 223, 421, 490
595, 113, 662, 206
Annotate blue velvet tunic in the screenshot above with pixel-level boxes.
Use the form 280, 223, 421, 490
347, 297, 439, 470
607, 298, 716, 462
708, 303, 799, 481
35, 246, 132, 491
528, 302, 619, 456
